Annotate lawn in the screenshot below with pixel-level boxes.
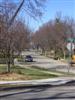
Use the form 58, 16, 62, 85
0, 64, 57, 81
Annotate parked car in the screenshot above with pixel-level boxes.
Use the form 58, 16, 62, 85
25, 55, 33, 62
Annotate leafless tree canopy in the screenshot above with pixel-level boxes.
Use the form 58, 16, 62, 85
0, 0, 46, 72
32, 16, 75, 58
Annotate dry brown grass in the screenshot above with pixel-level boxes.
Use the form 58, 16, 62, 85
0, 73, 32, 81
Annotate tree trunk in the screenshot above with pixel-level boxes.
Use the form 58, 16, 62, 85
12, 56, 14, 66
62, 48, 66, 60
7, 58, 10, 73
11, 51, 14, 66
7, 50, 11, 73
63, 50, 66, 60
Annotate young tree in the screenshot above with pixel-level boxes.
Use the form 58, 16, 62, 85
0, 0, 47, 72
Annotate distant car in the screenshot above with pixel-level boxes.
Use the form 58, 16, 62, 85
25, 55, 33, 62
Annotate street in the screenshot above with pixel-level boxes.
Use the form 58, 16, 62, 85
2, 50, 74, 100
0, 0, 75, 100
1, 83, 75, 100
20, 51, 75, 74
21, 51, 68, 68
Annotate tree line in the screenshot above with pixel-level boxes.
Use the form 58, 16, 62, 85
32, 16, 75, 59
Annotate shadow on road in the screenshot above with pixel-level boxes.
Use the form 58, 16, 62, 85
1, 83, 75, 100
0, 86, 50, 98
24, 95, 75, 100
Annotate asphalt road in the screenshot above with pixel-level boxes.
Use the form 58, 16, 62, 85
21, 50, 68, 68
20, 51, 75, 74
1, 51, 75, 100
1, 83, 75, 100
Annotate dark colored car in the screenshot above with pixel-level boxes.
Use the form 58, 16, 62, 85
25, 55, 33, 62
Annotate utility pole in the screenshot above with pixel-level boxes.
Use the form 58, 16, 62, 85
8, 0, 24, 28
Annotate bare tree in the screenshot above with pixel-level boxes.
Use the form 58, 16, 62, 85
0, 0, 47, 72
33, 16, 75, 59
0, 17, 30, 72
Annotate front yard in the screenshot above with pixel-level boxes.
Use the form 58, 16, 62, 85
0, 64, 57, 81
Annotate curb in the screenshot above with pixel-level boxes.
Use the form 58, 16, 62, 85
0, 80, 75, 98
0, 78, 74, 91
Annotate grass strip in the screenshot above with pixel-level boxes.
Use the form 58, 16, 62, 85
0, 64, 58, 81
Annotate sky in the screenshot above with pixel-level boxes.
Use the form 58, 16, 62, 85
0, 0, 75, 31
25, 0, 75, 31
43, 0, 75, 21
